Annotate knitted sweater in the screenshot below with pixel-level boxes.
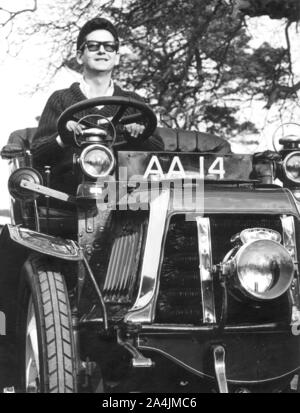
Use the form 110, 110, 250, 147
31, 82, 163, 204
31, 82, 163, 167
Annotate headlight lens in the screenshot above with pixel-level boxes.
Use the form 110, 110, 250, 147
235, 240, 294, 300
283, 152, 300, 183
79, 144, 115, 178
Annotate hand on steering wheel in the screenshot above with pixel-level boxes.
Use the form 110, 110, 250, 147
57, 96, 157, 147
66, 120, 108, 138
124, 123, 145, 138
66, 120, 145, 139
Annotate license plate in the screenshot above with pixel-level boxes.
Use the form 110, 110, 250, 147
118, 152, 255, 181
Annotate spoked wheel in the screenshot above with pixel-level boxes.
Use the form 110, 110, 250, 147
18, 254, 78, 393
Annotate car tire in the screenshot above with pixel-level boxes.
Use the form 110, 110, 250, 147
17, 254, 78, 393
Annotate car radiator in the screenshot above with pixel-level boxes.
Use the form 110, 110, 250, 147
155, 214, 289, 325
99, 213, 146, 307
156, 216, 203, 324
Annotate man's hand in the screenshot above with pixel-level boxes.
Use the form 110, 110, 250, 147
68, 120, 145, 138
57, 121, 106, 147
56, 120, 85, 148
66, 120, 108, 139
66, 120, 84, 135
57, 121, 145, 147
124, 123, 145, 138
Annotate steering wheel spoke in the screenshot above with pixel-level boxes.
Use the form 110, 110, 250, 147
120, 113, 145, 125
71, 115, 97, 129
112, 106, 127, 125
113, 140, 128, 148
57, 96, 157, 146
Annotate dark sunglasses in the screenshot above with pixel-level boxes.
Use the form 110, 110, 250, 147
81, 41, 119, 53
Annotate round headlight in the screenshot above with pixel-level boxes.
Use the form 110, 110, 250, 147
283, 152, 300, 184
79, 144, 115, 178
235, 240, 294, 300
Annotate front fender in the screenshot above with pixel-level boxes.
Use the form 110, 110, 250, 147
7, 224, 83, 261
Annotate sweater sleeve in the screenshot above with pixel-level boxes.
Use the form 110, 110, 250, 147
31, 91, 65, 167
132, 94, 164, 151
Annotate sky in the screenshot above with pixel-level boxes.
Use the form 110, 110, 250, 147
0, 4, 299, 213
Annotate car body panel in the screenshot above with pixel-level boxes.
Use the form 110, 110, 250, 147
117, 186, 299, 215
137, 331, 300, 383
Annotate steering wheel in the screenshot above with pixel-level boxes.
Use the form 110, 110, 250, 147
57, 96, 157, 147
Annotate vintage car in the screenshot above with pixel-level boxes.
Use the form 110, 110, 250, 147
1, 97, 300, 393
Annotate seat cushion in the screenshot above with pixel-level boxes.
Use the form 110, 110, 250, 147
3, 126, 231, 160
153, 127, 231, 153
7, 128, 37, 149
1, 128, 38, 159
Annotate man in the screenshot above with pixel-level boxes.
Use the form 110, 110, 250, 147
31, 17, 163, 194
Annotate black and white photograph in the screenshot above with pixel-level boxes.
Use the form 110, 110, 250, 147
0, 0, 300, 396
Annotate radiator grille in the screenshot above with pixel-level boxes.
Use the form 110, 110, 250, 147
155, 216, 202, 324
88, 212, 146, 307
155, 213, 288, 326
210, 215, 283, 265
103, 230, 141, 303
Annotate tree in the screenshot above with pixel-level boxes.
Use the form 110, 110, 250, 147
232, 0, 300, 21
0, 0, 299, 139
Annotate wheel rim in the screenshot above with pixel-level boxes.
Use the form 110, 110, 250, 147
25, 296, 40, 392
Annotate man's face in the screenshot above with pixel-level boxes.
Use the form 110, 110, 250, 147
76, 29, 120, 73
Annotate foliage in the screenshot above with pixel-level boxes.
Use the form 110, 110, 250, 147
232, 0, 300, 21
0, 0, 299, 138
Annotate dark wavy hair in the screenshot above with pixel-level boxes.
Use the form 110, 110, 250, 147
76, 17, 119, 51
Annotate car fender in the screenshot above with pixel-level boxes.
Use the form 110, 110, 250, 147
7, 224, 83, 261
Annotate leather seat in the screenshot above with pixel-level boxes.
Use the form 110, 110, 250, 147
8, 127, 37, 148
1, 128, 37, 159
153, 127, 231, 153
3, 126, 230, 156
